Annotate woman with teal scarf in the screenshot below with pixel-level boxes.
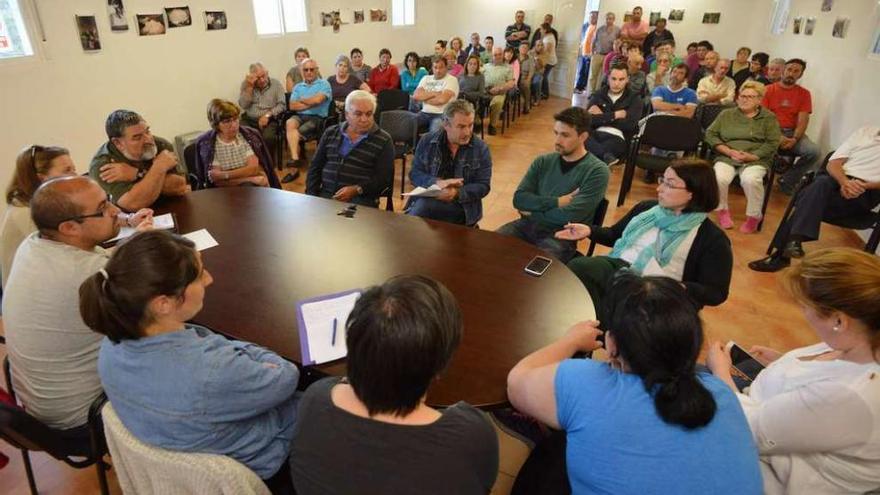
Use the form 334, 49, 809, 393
557, 159, 733, 312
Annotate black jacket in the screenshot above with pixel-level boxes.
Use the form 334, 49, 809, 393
590, 200, 733, 308
587, 86, 644, 137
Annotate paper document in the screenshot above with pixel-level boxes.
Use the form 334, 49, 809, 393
403, 185, 443, 198
182, 229, 219, 251
296, 290, 362, 365
108, 213, 175, 243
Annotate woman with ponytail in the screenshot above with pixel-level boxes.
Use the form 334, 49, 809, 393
708, 247, 880, 494
507, 272, 761, 494
80, 230, 300, 491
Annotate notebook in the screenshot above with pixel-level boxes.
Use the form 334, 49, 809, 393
295, 289, 362, 365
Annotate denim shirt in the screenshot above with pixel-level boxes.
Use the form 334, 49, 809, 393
97, 324, 300, 479
409, 129, 492, 225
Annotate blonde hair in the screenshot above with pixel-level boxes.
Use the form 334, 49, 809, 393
782, 248, 880, 353
448, 36, 463, 51
738, 80, 766, 97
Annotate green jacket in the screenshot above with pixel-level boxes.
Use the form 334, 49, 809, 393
704, 106, 782, 169
513, 152, 609, 229
88, 137, 185, 200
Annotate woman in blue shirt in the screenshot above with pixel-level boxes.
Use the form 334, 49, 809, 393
80, 230, 299, 490
400, 51, 428, 96
507, 273, 762, 494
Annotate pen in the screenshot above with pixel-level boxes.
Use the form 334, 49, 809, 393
331, 317, 337, 346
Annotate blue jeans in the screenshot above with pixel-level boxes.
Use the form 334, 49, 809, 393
496, 217, 577, 263
417, 112, 443, 133
779, 128, 821, 188
575, 56, 591, 91
541, 64, 555, 99
406, 197, 467, 225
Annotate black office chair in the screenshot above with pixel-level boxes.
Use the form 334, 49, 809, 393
586, 198, 610, 256
273, 93, 330, 173
617, 115, 703, 206
183, 142, 204, 190
379, 110, 419, 198
695, 103, 733, 132
765, 151, 880, 256
376, 89, 410, 116
1, 357, 110, 495
462, 94, 490, 139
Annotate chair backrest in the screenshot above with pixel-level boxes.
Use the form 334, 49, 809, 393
696, 103, 732, 131
376, 89, 410, 113
640, 115, 703, 152
379, 110, 419, 146
101, 402, 270, 495
183, 142, 202, 190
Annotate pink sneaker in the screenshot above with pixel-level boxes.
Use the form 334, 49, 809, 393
717, 209, 734, 229
739, 215, 762, 234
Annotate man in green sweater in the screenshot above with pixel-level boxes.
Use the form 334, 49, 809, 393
496, 107, 610, 262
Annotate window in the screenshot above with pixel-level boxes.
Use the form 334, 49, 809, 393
0, 0, 35, 60
392, 0, 415, 27
770, 0, 790, 35
251, 0, 307, 36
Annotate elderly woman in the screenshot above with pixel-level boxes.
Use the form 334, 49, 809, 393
1, 145, 76, 288
444, 49, 464, 77
705, 80, 781, 233
558, 159, 733, 313
289, 275, 499, 494
349, 47, 371, 83
508, 273, 762, 494
193, 99, 280, 189
81, 230, 300, 490
328, 54, 371, 110
708, 248, 880, 494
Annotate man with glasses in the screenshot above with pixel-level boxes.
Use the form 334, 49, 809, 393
306, 90, 394, 207
89, 109, 188, 212
285, 59, 332, 182
239, 62, 286, 154
3, 176, 152, 439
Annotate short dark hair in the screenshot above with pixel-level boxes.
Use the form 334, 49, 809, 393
105, 109, 143, 139
697, 40, 714, 50
604, 272, 717, 429
379, 48, 392, 58
345, 275, 462, 416
503, 46, 517, 61
785, 58, 807, 71
669, 159, 719, 212
404, 51, 420, 66
294, 47, 310, 58
553, 107, 591, 135
206, 99, 241, 131
654, 39, 674, 49
432, 55, 448, 67
686, 42, 698, 50
435, 39, 447, 48
656, 17, 667, 25
672, 62, 690, 78
751, 52, 769, 67
609, 63, 629, 77
485, 35, 494, 42
737, 46, 752, 56
79, 230, 200, 343
350, 47, 363, 57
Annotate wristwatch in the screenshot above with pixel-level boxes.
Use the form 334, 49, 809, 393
355, 185, 363, 195
135, 168, 146, 181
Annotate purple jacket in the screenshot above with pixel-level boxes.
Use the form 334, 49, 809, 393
193, 125, 281, 189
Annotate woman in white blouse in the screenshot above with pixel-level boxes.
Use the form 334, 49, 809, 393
708, 247, 880, 494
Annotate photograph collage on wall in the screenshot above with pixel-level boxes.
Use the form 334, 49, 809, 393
702, 12, 721, 24
205, 11, 227, 30
370, 9, 387, 22
649, 11, 661, 26
107, 0, 128, 31
804, 17, 816, 35
668, 10, 684, 22
76, 15, 101, 51
354, 10, 365, 24
136, 14, 166, 36
832, 17, 849, 39
166, 6, 192, 28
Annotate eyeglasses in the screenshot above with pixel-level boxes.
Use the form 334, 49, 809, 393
738, 94, 760, 100
56, 194, 115, 227
302, 67, 317, 72
218, 117, 238, 125
657, 177, 688, 189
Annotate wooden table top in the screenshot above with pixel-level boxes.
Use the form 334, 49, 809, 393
157, 187, 594, 408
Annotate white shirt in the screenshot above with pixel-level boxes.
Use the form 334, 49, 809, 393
697, 75, 735, 105
417, 74, 460, 115
830, 125, 880, 183
737, 342, 880, 494
2, 233, 109, 429
542, 34, 558, 65
617, 225, 699, 281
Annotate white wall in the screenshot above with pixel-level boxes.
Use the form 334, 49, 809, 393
0, 0, 440, 216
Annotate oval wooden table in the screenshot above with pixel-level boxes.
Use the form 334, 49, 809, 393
157, 187, 594, 408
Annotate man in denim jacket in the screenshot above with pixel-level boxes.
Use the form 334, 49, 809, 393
406, 99, 492, 226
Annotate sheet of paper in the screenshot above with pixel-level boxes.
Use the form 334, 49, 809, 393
107, 213, 176, 243
298, 291, 361, 365
403, 184, 443, 198
182, 229, 219, 251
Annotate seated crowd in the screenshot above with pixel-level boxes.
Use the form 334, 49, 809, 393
1, 6, 878, 495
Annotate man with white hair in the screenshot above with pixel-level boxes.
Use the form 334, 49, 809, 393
697, 58, 735, 105
239, 62, 286, 151
305, 90, 394, 207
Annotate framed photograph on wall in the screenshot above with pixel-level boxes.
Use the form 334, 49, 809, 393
76, 15, 101, 51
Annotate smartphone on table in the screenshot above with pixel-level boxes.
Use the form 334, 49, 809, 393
524, 256, 552, 277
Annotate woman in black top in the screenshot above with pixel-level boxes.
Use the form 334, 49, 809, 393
289, 275, 498, 495
557, 159, 732, 312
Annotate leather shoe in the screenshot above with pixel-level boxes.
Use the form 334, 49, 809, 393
782, 240, 804, 259
281, 169, 300, 183
748, 255, 791, 273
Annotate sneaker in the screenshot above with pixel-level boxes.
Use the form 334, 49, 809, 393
782, 240, 805, 259
281, 169, 300, 183
717, 209, 734, 229
602, 153, 620, 167
739, 215, 762, 234
748, 255, 791, 273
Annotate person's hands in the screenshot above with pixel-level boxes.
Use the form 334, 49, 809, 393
779, 136, 797, 150
153, 150, 179, 172
748, 345, 783, 367
436, 178, 464, 189
706, 341, 733, 377
436, 187, 459, 203
333, 186, 360, 202
555, 223, 591, 241
563, 320, 604, 353
258, 114, 270, 128
209, 166, 225, 183
740, 152, 760, 163
99, 162, 139, 183
727, 149, 747, 162
841, 179, 867, 199
558, 188, 579, 207
245, 73, 257, 88
613, 109, 627, 120
587, 105, 603, 115
128, 208, 154, 227
657, 64, 669, 76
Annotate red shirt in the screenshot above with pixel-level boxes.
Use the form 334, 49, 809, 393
761, 83, 812, 129
369, 65, 400, 93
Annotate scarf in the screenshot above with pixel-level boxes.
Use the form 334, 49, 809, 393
609, 205, 706, 273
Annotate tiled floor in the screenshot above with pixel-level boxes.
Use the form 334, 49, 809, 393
0, 96, 866, 494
